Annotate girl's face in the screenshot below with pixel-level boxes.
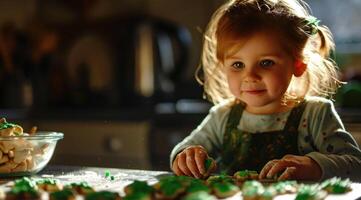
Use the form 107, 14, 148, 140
223, 30, 297, 114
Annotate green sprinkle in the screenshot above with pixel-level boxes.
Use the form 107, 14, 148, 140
105, 170, 111, 178
110, 176, 115, 181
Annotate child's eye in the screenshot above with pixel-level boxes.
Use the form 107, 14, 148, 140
259, 59, 275, 67
231, 61, 245, 69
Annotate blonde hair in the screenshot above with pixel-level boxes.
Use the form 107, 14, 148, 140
196, 0, 342, 104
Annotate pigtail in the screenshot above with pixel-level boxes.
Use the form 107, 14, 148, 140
196, 1, 235, 104
316, 25, 335, 59
302, 24, 343, 99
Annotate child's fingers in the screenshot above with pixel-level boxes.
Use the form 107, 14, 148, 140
177, 152, 193, 176
172, 157, 185, 176
185, 148, 202, 178
259, 159, 278, 179
278, 167, 297, 180
194, 148, 207, 175
266, 159, 294, 179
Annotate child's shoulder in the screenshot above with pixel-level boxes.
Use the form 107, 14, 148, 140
303, 96, 335, 114
209, 99, 235, 114
304, 96, 333, 106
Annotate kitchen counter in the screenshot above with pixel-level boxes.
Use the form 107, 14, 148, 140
1, 165, 361, 199
0, 165, 171, 192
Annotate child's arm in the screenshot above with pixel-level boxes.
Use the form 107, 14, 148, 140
266, 98, 361, 181
260, 98, 361, 181
170, 102, 231, 172
304, 99, 361, 181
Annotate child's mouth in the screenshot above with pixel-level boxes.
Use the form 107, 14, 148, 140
242, 89, 267, 95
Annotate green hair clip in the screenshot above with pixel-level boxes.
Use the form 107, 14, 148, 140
305, 16, 320, 35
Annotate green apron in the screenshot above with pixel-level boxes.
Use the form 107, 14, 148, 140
220, 101, 306, 174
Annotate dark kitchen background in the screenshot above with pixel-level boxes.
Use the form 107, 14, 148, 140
0, 0, 360, 171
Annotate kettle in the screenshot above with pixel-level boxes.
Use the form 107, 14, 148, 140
115, 16, 192, 105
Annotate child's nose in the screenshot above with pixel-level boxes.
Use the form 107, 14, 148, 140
243, 67, 259, 82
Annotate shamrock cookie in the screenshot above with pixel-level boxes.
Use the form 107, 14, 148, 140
241, 180, 265, 200
212, 182, 239, 199
64, 182, 95, 195
124, 180, 154, 196
320, 177, 352, 194
36, 179, 62, 192
233, 170, 259, 184
85, 191, 121, 200
49, 189, 76, 200
295, 184, 327, 200
5, 177, 40, 200
202, 157, 216, 178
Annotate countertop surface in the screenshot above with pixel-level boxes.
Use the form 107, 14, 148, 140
0, 165, 171, 193
1, 165, 361, 199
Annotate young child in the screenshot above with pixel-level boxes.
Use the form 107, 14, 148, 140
170, 0, 361, 181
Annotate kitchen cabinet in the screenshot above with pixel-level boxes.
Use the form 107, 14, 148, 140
150, 112, 208, 170
34, 120, 152, 170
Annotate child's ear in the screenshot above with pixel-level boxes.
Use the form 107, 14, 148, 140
294, 60, 307, 77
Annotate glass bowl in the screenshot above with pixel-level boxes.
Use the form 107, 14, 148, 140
0, 131, 63, 177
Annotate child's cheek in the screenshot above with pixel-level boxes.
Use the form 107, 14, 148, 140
229, 81, 241, 97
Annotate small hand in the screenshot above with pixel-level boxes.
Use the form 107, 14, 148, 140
172, 145, 214, 178
259, 154, 322, 181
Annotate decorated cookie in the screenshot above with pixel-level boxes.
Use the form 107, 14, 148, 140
36, 178, 62, 192
295, 184, 327, 200
64, 182, 95, 195
233, 170, 259, 182
270, 180, 298, 194
212, 182, 239, 199
182, 191, 216, 200
186, 179, 210, 194
241, 180, 265, 200
320, 177, 352, 194
5, 177, 40, 200
153, 176, 189, 199
124, 180, 154, 196
85, 191, 122, 200
123, 192, 152, 200
49, 189, 76, 200
206, 174, 234, 187
202, 157, 216, 178
259, 187, 277, 200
